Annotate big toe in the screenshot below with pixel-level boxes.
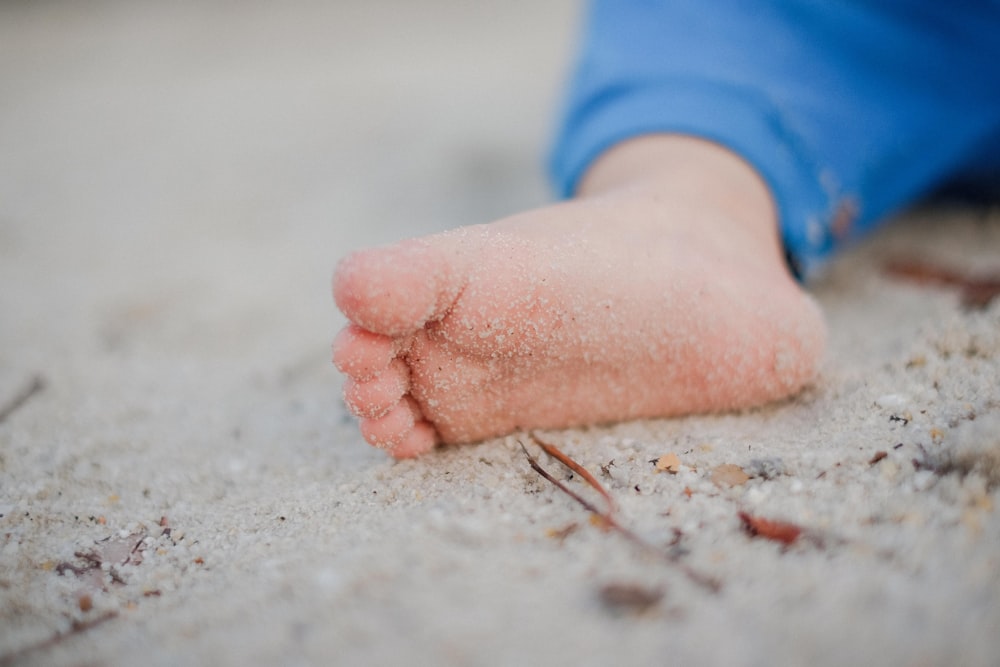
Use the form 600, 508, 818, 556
333, 238, 463, 337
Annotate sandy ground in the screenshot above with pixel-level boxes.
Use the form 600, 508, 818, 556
2, 1, 999, 665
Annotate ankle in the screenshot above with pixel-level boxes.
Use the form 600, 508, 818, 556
578, 134, 788, 274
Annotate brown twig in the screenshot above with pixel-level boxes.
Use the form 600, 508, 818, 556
0, 375, 45, 424
519, 438, 720, 593
884, 259, 1000, 309
530, 432, 617, 515
0, 611, 118, 666
519, 440, 605, 517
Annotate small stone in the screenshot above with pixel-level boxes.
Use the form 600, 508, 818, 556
879, 460, 899, 481
875, 394, 909, 409
598, 583, 664, 615
747, 457, 786, 479
912, 470, 936, 492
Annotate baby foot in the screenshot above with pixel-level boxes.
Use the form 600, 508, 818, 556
332, 137, 826, 457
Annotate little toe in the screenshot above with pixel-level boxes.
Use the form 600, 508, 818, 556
359, 396, 424, 450
388, 421, 438, 459
332, 325, 397, 381
333, 238, 463, 337
343, 359, 410, 418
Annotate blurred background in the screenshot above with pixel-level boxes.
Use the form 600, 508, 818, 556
0, 0, 577, 371
0, 2, 578, 647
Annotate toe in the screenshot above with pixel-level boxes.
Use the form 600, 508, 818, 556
343, 359, 410, 418
332, 325, 397, 380
388, 421, 437, 459
333, 238, 463, 337
359, 396, 423, 450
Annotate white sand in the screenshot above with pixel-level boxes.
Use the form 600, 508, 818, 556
1, 2, 998, 665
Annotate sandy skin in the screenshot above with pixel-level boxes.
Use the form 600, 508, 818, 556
333, 136, 826, 458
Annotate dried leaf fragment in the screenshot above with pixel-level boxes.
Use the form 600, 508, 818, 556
654, 453, 681, 474
868, 451, 888, 466
546, 523, 579, 542
711, 464, 750, 487
588, 513, 613, 531
738, 511, 802, 545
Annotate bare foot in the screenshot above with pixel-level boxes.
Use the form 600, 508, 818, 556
332, 136, 826, 458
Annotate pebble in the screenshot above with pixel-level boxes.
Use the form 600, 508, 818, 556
745, 486, 769, 505
747, 457, 786, 479
875, 394, 909, 409
912, 470, 937, 492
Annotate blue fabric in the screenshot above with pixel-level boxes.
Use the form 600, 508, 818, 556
549, 1, 1000, 279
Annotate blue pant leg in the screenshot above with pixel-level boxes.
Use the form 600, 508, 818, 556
549, 0, 1000, 279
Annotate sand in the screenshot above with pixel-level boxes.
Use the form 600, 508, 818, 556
1, 1, 998, 665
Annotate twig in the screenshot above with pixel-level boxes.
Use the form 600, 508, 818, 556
0, 375, 45, 424
530, 432, 617, 515
519, 441, 605, 517
0, 611, 118, 666
519, 438, 720, 593
884, 259, 1000, 309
